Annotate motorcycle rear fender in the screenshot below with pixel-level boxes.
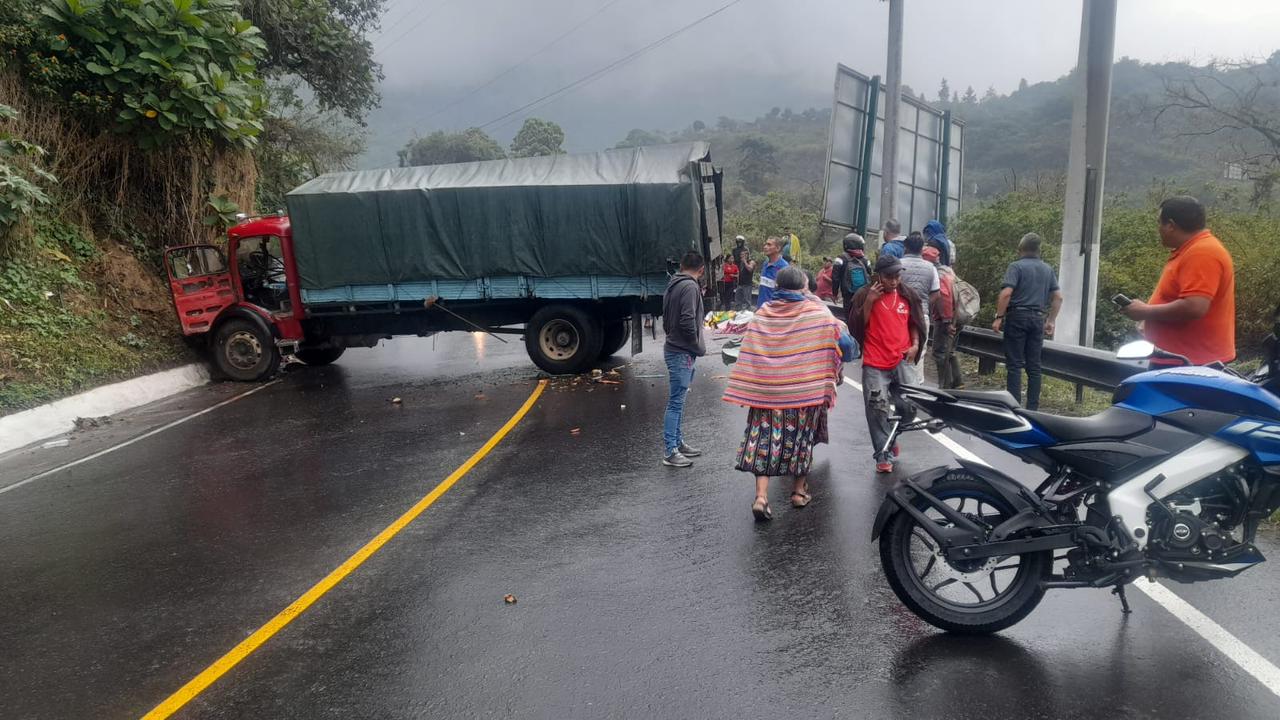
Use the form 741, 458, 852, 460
870, 461, 1044, 542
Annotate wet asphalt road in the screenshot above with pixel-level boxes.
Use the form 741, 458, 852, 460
2, 332, 1280, 719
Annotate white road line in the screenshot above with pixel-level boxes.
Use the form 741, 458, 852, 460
1134, 582, 1280, 697
0, 380, 280, 497
840, 374, 987, 465
840, 372, 1280, 699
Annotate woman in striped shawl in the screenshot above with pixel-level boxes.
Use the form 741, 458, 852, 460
723, 266, 857, 521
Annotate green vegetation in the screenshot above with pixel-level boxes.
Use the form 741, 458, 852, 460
397, 118, 569, 166
509, 117, 565, 158
0, 0, 386, 414
5, 0, 267, 148
239, 0, 384, 124
951, 188, 1280, 356
0, 103, 54, 235
0, 215, 187, 411
954, 356, 1112, 418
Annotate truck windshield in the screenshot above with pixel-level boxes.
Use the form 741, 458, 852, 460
236, 236, 288, 311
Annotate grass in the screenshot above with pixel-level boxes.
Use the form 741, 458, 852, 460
0, 218, 192, 414
951, 354, 1113, 416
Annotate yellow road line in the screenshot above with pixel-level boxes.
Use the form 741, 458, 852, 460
140, 379, 548, 720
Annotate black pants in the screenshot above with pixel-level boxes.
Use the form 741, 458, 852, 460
1003, 311, 1044, 410
931, 322, 963, 389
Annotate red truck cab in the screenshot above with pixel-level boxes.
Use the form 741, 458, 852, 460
165, 215, 315, 380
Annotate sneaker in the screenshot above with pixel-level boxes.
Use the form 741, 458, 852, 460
663, 452, 694, 468
678, 442, 702, 457
876, 460, 894, 474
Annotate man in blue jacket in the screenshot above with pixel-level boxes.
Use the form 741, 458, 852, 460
662, 251, 707, 468
923, 219, 956, 267
879, 218, 905, 260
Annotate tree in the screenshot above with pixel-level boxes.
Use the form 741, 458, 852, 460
255, 82, 364, 211
1152, 55, 1280, 206
12, 0, 267, 148
937, 78, 951, 104
962, 86, 978, 105
737, 136, 778, 195
692, 119, 706, 132
398, 128, 505, 167
1018, 78, 1029, 92
509, 118, 565, 158
615, 129, 666, 148
238, 0, 386, 124
983, 86, 999, 102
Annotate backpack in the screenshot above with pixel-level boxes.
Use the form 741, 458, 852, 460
952, 276, 981, 325
843, 256, 870, 296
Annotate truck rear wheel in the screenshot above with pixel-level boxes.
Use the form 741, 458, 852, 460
296, 346, 346, 366
526, 305, 602, 375
213, 319, 279, 381
599, 321, 631, 359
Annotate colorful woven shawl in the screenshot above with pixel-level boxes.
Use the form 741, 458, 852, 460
722, 297, 843, 410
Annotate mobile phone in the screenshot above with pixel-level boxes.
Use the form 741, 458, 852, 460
1111, 293, 1132, 308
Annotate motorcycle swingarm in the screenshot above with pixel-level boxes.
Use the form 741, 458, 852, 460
872, 463, 1044, 543
887, 484, 1081, 562
881, 480, 989, 548
943, 532, 1080, 562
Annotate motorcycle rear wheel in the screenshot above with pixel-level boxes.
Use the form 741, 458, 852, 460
880, 472, 1051, 634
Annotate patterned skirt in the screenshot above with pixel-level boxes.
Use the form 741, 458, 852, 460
733, 405, 829, 477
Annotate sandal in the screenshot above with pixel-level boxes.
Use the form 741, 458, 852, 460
790, 490, 812, 508
752, 497, 773, 522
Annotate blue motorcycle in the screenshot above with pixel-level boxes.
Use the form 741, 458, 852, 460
873, 327, 1280, 634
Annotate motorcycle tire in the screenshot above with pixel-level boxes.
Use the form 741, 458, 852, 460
880, 471, 1051, 634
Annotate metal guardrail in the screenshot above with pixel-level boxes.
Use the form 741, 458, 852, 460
818, 302, 1148, 391
955, 327, 1149, 391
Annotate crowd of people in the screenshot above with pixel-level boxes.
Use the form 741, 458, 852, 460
663, 195, 1237, 520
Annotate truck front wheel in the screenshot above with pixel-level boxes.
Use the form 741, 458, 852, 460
526, 305, 603, 375
213, 318, 279, 381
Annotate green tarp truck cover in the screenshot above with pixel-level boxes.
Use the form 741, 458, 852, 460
285, 142, 712, 291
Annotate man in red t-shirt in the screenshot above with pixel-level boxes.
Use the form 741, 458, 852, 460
847, 255, 928, 473
721, 255, 740, 310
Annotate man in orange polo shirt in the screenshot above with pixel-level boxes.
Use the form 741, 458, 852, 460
1121, 196, 1235, 365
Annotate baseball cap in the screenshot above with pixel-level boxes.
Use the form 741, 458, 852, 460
874, 254, 903, 275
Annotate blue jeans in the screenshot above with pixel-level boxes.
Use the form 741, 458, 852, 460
1003, 310, 1044, 410
664, 350, 696, 454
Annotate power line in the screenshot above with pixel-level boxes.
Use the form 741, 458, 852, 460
476, 0, 751, 132
375, 0, 453, 58
373, 0, 417, 39
402, 0, 628, 132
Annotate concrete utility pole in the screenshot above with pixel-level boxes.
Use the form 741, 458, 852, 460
1055, 0, 1117, 347
879, 0, 904, 230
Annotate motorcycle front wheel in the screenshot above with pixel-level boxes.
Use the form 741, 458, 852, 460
879, 472, 1051, 634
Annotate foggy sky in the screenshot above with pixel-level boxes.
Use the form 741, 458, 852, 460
361, 0, 1280, 164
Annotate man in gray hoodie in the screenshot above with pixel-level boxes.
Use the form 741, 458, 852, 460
662, 251, 707, 467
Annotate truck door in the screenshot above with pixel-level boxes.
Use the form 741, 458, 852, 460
165, 245, 235, 335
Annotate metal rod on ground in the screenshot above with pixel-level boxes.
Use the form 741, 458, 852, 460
423, 296, 509, 343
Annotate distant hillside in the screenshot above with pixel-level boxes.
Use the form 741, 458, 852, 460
637, 58, 1242, 211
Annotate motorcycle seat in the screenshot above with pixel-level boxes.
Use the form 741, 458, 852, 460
1016, 406, 1153, 443
945, 388, 1021, 408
